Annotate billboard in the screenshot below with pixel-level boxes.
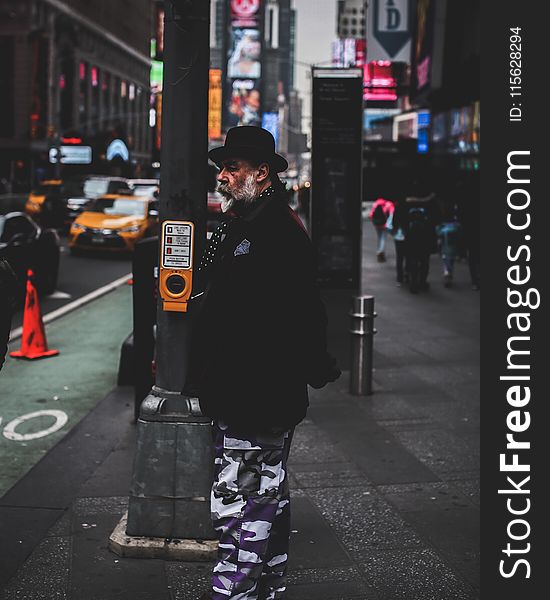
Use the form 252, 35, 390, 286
410, 0, 436, 98
227, 28, 262, 79
224, 0, 263, 130
261, 112, 279, 148
363, 61, 398, 102
311, 68, 363, 288
208, 69, 223, 139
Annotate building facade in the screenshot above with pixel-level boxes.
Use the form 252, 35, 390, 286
0, 0, 153, 189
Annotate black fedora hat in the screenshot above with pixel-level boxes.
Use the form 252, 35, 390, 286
209, 126, 288, 173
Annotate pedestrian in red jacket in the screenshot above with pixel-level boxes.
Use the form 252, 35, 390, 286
369, 197, 394, 262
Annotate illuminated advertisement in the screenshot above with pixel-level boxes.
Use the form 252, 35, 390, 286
230, 0, 261, 25
227, 80, 262, 127
430, 103, 480, 155
208, 69, 223, 139
224, 0, 263, 131
227, 28, 261, 79
363, 61, 398, 102
261, 112, 279, 148
155, 93, 162, 152
411, 0, 436, 98
417, 110, 430, 154
154, 1, 164, 60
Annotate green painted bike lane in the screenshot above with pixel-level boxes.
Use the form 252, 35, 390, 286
0, 283, 132, 497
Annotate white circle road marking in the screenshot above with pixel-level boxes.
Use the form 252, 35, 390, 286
3, 410, 69, 441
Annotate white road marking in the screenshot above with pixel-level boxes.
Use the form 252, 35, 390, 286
3, 410, 69, 441
9, 272, 132, 342
48, 290, 72, 299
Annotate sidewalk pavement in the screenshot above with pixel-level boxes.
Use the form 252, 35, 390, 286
0, 222, 480, 600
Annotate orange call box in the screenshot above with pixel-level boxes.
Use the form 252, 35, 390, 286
159, 220, 194, 312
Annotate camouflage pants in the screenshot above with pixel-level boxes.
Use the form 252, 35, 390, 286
210, 421, 293, 599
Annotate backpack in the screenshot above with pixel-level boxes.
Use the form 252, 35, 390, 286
406, 207, 430, 244
371, 203, 387, 226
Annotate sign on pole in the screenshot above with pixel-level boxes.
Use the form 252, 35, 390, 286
366, 0, 414, 62
310, 68, 363, 289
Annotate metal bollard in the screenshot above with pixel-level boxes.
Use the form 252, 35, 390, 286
349, 295, 377, 395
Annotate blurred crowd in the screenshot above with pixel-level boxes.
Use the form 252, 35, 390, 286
368, 174, 480, 294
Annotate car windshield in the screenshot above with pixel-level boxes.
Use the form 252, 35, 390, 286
88, 197, 146, 217
132, 185, 158, 197
83, 179, 110, 198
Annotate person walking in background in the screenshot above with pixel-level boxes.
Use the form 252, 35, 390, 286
401, 182, 440, 293
436, 202, 463, 288
455, 175, 480, 290
369, 197, 394, 262
385, 197, 408, 286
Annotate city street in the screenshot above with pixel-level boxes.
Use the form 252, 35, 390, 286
0, 1, 482, 598
0, 219, 480, 599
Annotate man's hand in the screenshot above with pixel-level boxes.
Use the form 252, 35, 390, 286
308, 354, 341, 389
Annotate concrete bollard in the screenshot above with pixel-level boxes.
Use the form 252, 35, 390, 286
349, 295, 377, 395
126, 387, 216, 540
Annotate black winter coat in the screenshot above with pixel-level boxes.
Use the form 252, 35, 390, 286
188, 189, 336, 432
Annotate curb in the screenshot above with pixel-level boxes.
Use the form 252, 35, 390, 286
9, 272, 132, 342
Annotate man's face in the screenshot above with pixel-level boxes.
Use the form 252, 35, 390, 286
216, 158, 260, 213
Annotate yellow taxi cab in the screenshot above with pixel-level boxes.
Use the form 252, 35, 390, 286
69, 193, 158, 253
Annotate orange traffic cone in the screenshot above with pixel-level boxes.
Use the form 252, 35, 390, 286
10, 269, 59, 360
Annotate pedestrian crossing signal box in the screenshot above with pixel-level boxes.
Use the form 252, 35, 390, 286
159, 220, 194, 312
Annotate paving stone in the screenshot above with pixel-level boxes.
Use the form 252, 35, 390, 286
289, 423, 350, 465
288, 497, 351, 570
357, 548, 478, 600
0, 536, 70, 600
308, 403, 439, 485
392, 429, 479, 478
0, 506, 64, 588
283, 580, 378, 600
400, 507, 480, 589
72, 496, 128, 516
307, 487, 424, 557
376, 482, 476, 512
68, 512, 169, 600
165, 562, 212, 599
291, 467, 369, 489
447, 479, 480, 507
46, 510, 72, 537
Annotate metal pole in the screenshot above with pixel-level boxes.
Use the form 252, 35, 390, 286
349, 295, 377, 395
156, 0, 208, 389
124, 0, 213, 542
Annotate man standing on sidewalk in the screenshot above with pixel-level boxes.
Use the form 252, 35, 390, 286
189, 126, 340, 600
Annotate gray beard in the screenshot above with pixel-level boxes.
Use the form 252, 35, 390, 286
218, 172, 260, 213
